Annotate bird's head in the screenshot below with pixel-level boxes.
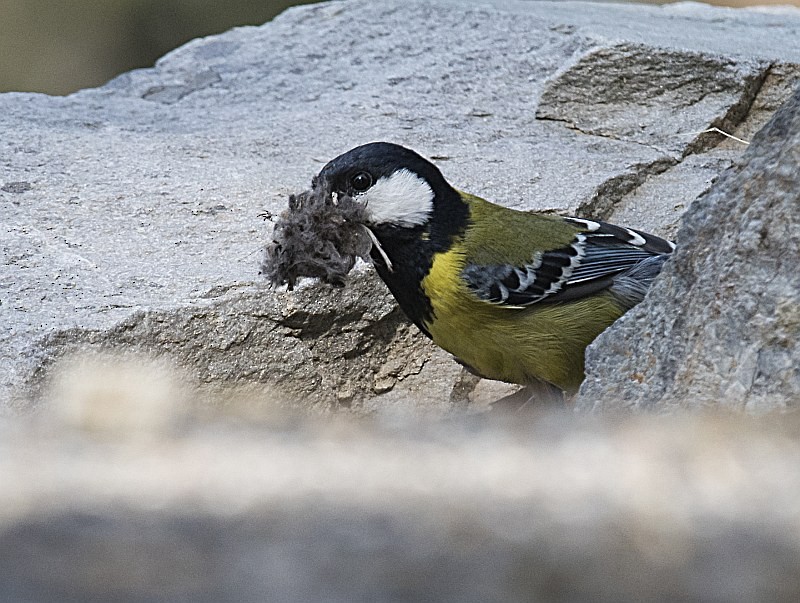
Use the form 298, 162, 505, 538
261, 142, 464, 288
314, 142, 455, 229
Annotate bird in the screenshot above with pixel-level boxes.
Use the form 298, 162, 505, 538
312, 142, 675, 397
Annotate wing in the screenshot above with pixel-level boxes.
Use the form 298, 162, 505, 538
462, 217, 675, 307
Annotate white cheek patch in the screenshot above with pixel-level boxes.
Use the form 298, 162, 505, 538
359, 168, 434, 227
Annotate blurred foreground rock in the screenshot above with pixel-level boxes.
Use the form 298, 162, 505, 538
578, 83, 800, 412
2, 0, 800, 412
2, 385, 800, 602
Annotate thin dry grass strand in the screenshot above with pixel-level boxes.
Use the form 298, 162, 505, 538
363, 225, 393, 272
692, 127, 751, 145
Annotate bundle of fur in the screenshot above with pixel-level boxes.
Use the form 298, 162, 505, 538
260, 180, 374, 290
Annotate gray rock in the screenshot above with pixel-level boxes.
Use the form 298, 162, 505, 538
577, 82, 800, 412
537, 43, 766, 156
3, 404, 800, 603
2, 0, 800, 411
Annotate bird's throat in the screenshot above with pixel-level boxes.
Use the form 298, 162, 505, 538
368, 189, 469, 337
369, 224, 436, 336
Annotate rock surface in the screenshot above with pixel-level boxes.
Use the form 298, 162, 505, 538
577, 83, 800, 412
3, 405, 800, 603
2, 0, 800, 411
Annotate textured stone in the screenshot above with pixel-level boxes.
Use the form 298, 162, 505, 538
536, 43, 767, 156
577, 84, 800, 412
3, 406, 800, 602
2, 0, 800, 411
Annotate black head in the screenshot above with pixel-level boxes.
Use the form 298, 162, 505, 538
315, 142, 456, 228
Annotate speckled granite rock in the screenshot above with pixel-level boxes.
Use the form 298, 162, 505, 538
577, 83, 800, 412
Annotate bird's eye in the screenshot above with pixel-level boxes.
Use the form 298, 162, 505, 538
350, 171, 373, 192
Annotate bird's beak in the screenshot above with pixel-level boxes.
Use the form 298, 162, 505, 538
295, 176, 394, 273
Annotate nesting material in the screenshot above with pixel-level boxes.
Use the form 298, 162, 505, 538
260, 181, 374, 289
